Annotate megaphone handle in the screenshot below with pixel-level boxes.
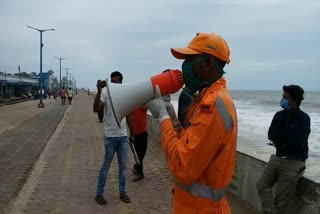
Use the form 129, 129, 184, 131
127, 140, 140, 165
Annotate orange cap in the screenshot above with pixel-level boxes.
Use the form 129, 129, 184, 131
171, 33, 230, 63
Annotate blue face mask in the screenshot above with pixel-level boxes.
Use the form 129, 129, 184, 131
182, 57, 209, 94
280, 98, 289, 110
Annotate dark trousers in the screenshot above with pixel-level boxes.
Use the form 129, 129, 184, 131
61, 96, 66, 104
133, 132, 148, 175
256, 155, 305, 214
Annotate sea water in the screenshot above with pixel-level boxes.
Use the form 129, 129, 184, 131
170, 90, 320, 157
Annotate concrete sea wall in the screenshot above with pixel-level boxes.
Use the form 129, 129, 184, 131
147, 115, 320, 214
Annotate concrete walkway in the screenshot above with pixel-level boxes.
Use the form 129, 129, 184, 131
0, 98, 56, 134
2, 92, 258, 214
0, 98, 68, 213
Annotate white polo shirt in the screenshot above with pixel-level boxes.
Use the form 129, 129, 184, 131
100, 88, 127, 137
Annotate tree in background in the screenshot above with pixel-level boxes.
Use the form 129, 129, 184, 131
13, 72, 31, 78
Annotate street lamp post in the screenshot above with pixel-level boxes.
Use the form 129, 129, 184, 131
68, 73, 72, 88
54, 57, 67, 93
27, 26, 55, 108
74, 77, 76, 92
62, 67, 71, 89
72, 76, 75, 91
70, 75, 73, 91
74, 78, 77, 94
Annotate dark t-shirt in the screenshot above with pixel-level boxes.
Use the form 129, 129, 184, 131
268, 108, 311, 160
178, 89, 193, 128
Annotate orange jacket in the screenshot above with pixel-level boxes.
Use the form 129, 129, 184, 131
160, 78, 237, 213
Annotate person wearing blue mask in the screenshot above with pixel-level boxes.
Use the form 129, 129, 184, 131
256, 85, 311, 214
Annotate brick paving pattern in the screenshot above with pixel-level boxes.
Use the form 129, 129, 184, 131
0, 99, 56, 134
0, 100, 67, 213
3, 92, 258, 214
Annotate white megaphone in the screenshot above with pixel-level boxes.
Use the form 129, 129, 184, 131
106, 69, 184, 127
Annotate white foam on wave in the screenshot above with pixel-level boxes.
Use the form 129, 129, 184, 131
170, 99, 320, 154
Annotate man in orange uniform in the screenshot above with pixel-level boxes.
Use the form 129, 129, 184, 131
128, 107, 148, 182
147, 33, 238, 213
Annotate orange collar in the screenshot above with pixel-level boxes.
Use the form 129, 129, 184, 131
198, 78, 226, 99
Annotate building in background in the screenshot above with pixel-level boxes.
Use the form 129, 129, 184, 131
0, 72, 38, 98
0, 69, 70, 99
38, 70, 52, 90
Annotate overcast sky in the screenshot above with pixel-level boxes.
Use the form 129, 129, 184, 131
1, 0, 319, 91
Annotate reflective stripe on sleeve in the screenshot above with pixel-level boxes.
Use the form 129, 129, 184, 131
214, 97, 233, 131
173, 179, 228, 202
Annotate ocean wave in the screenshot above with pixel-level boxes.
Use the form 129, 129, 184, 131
233, 99, 320, 109
170, 98, 320, 154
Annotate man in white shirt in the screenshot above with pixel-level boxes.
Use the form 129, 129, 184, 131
93, 71, 131, 205
67, 87, 73, 105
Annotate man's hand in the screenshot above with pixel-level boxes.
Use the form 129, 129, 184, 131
129, 136, 135, 144
146, 86, 170, 123
96, 80, 104, 93
165, 101, 180, 133
165, 102, 177, 122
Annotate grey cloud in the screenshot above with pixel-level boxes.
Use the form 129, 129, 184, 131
0, 0, 319, 91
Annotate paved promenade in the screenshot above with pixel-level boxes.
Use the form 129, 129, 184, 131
0, 98, 56, 134
0, 98, 68, 213
1, 92, 258, 214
